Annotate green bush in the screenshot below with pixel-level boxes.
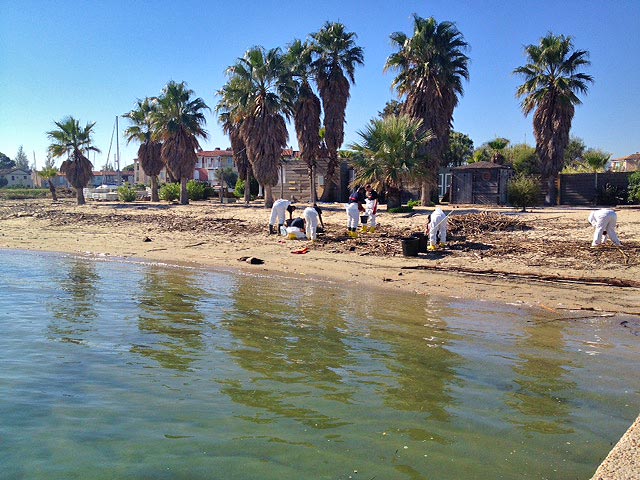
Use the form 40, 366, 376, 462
159, 183, 180, 201
117, 183, 137, 202
507, 174, 541, 211
407, 199, 421, 208
388, 205, 414, 214
186, 180, 207, 201
628, 172, 640, 204
0, 188, 48, 199
204, 185, 216, 199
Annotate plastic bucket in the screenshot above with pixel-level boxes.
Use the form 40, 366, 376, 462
412, 232, 428, 253
360, 215, 368, 224
401, 237, 419, 257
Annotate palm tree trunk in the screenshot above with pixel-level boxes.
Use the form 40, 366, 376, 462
48, 180, 58, 202
76, 187, 86, 205
421, 181, 431, 206
150, 176, 159, 202
264, 184, 274, 208
244, 170, 251, 204
545, 176, 557, 206
180, 177, 189, 205
309, 165, 317, 203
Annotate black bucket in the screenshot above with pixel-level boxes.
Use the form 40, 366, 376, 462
401, 237, 419, 257
412, 232, 428, 253
360, 215, 368, 224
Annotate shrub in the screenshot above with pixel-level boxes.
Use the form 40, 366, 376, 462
628, 172, 640, 204
388, 205, 414, 214
507, 174, 541, 212
117, 183, 137, 202
0, 188, 48, 199
596, 183, 626, 206
407, 199, 421, 208
204, 185, 216, 199
186, 180, 207, 201
159, 183, 180, 201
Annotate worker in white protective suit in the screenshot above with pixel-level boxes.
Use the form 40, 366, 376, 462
269, 199, 295, 234
346, 187, 365, 238
363, 185, 379, 233
426, 206, 448, 251
588, 208, 621, 246
303, 205, 321, 240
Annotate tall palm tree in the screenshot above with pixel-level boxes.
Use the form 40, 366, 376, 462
223, 46, 296, 208
287, 39, 322, 203
349, 115, 433, 209
216, 81, 253, 204
47, 116, 100, 205
152, 81, 209, 205
385, 15, 469, 205
123, 98, 164, 202
514, 33, 593, 205
309, 22, 364, 201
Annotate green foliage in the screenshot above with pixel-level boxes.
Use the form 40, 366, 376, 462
0, 152, 14, 169
583, 149, 611, 172
407, 199, 421, 208
14, 146, 30, 170
507, 175, 541, 211
234, 179, 245, 198
563, 136, 586, 168
159, 182, 180, 201
186, 180, 207, 200
0, 177, 8, 187
443, 131, 474, 167
596, 183, 625, 206
509, 144, 540, 175
117, 183, 138, 202
0, 188, 48, 199
388, 205, 414, 214
627, 172, 640, 204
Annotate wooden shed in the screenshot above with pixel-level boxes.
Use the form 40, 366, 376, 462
450, 161, 513, 205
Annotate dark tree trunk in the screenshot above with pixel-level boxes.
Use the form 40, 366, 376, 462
180, 177, 189, 205
48, 180, 58, 202
76, 188, 85, 205
544, 176, 557, 206
150, 176, 159, 202
244, 170, 251, 204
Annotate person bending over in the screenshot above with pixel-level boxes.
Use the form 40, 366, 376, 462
588, 208, 621, 246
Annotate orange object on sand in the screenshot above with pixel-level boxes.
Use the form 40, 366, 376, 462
291, 247, 309, 254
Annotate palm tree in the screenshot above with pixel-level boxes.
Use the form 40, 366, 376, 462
39, 154, 59, 202
223, 46, 296, 208
582, 149, 610, 173
309, 22, 364, 201
287, 39, 322, 202
349, 115, 433, 209
47, 116, 100, 205
123, 98, 164, 202
514, 33, 593, 205
216, 81, 253, 204
385, 15, 469, 205
152, 81, 209, 205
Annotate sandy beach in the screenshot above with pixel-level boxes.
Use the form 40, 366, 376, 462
1, 197, 639, 477
1, 198, 639, 316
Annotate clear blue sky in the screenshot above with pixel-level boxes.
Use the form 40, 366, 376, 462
1, 0, 639, 169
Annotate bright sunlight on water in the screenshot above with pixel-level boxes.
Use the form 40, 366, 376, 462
0, 249, 638, 479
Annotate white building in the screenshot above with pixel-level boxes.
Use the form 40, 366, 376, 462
0, 168, 33, 188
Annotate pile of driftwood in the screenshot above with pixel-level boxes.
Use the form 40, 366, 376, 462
448, 212, 530, 236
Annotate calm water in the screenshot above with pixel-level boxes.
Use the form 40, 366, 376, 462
0, 249, 638, 480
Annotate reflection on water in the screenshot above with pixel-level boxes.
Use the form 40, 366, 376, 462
0, 250, 638, 480
133, 266, 209, 371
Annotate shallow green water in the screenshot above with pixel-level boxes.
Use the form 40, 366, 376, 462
0, 249, 638, 479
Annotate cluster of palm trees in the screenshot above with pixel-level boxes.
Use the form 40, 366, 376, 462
47, 17, 592, 209
47, 81, 209, 205
215, 21, 364, 208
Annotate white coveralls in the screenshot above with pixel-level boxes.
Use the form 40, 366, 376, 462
428, 207, 448, 247
269, 199, 291, 228
303, 207, 319, 240
346, 202, 360, 230
588, 209, 621, 246
365, 197, 378, 228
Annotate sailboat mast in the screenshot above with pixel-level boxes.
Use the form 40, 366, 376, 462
115, 115, 121, 185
